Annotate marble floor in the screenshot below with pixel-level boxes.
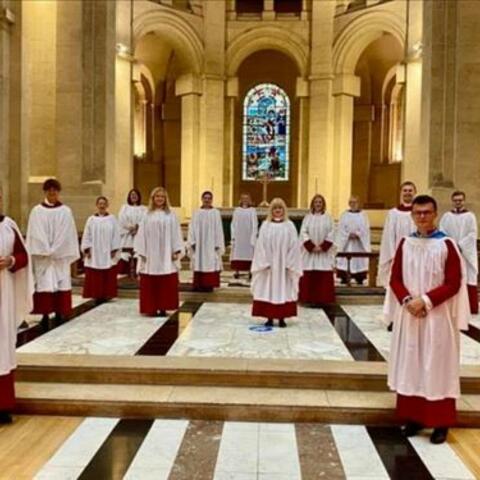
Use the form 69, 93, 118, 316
1, 416, 477, 480
17, 301, 480, 364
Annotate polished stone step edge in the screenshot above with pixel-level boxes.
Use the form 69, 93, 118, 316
14, 383, 480, 427
16, 354, 480, 393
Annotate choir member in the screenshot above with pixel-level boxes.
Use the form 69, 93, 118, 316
188, 191, 225, 291
0, 191, 33, 424
230, 193, 258, 279
385, 195, 470, 444
251, 198, 302, 328
118, 189, 147, 276
26, 179, 80, 324
377, 181, 416, 287
299, 194, 336, 305
336, 196, 371, 285
440, 191, 478, 314
81, 196, 120, 301
134, 187, 183, 316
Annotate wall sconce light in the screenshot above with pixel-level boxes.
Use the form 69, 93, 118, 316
116, 43, 134, 61
408, 41, 423, 61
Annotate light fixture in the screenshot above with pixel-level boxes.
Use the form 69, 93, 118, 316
408, 41, 423, 61
116, 43, 134, 61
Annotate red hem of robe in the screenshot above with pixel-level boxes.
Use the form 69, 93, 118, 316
230, 260, 252, 271
118, 248, 135, 275
467, 285, 479, 314
32, 291, 72, 316
396, 394, 457, 427
139, 272, 179, 314
299, 271, 335, 303
193, 271, 221, 289
83, 267, 118, 299
0, 371, 15, 411
252, 300, 297, 318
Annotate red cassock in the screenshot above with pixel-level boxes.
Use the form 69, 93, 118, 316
83, 267, 118, 300
0, 224, 29, 412
299, 240, 335, 304
389, 236, 464, 427
140, 272, 180, 314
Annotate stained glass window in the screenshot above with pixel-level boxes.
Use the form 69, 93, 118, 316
242, 83, 290, 181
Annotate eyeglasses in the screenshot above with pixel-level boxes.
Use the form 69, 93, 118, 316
412, 210, 435, 217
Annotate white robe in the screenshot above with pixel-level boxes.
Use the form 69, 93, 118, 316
384, 236, 470, 400
134, 210, 184, 275
251, 220, 303, 305
377, 208, 415, 286
440, 211, 478, 285
336, 210, 371, 274
26, 204, 80, 292
118, 204, 148, 261
300, 213, 336, 271
81, 215, 121, 270
0, 217, 33, 376
230, 207, 258, 262
188, 208, 225, 272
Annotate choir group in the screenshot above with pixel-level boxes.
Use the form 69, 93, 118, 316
0, 178, 477, 444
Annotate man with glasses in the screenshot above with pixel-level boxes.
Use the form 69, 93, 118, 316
385, 195, 470, 444
440, 191, 478, 314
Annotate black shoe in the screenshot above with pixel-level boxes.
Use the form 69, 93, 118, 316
18, 320, 29, 330
233, 272, 240, 279
0, 412, 12, 424
401, 422, 423, 437
278, 319, 287, 328
387, 322, 393, 332
54, 313, 65, 324
430, 427, 448, 444
158, 310, 167, 317
264, 319, 274, 327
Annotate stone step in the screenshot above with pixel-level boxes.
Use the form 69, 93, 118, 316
16, 354, 480, 394
14, 381, 480, 426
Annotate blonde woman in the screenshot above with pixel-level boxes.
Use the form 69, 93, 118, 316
230, 193, 258, 279
81, 196, 120, 301
299, 194, 336, 304
134, 187, 184, 316
251, 198, 302, 328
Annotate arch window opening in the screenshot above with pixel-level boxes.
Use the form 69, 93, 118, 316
242, 83, 290, 181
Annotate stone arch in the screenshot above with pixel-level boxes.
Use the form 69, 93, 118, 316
227, 26, 308, 77
333, 10, 405, 74
133, 10, 203, 74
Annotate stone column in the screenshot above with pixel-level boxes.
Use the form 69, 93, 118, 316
332, 73, 360, 214
307, 0, 336, 210
263, 0, 275, 20
402, 0, 426, 190
296, 77, 309, 207
177, 74, 202, 218
224, 77, 238, 206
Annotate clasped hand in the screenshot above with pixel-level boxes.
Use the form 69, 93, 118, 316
0, 256, 13, 271
405, 297, 427, 318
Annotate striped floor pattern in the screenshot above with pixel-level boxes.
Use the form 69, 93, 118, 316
2, 417, 475, 480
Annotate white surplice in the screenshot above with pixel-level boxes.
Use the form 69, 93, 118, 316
118, 204, 148, 261
81, 215, 121, 269
377, 208, 415, 286
384, 236, 470, 400
187, 208, 225, 272
230, 207, 258, 262
26, 204, 80, 292
440, 211, 478, 285
251, 220, 303, 304
300, 212, 336, 271
336, 210, 371, 274
134, 210, 184, 275
0, 217, 33, 375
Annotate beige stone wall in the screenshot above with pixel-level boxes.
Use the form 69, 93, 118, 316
7, 0, 480, 228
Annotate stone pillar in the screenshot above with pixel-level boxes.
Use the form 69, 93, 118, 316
200, 0, 226, 205
296, 77, 309, 207
333, 73, 360, 214
177, 74, 202, 218
307, 0, 336, 210
224, 77, 238, 206
263, 0, 275, 20
403, 0, 426, 191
